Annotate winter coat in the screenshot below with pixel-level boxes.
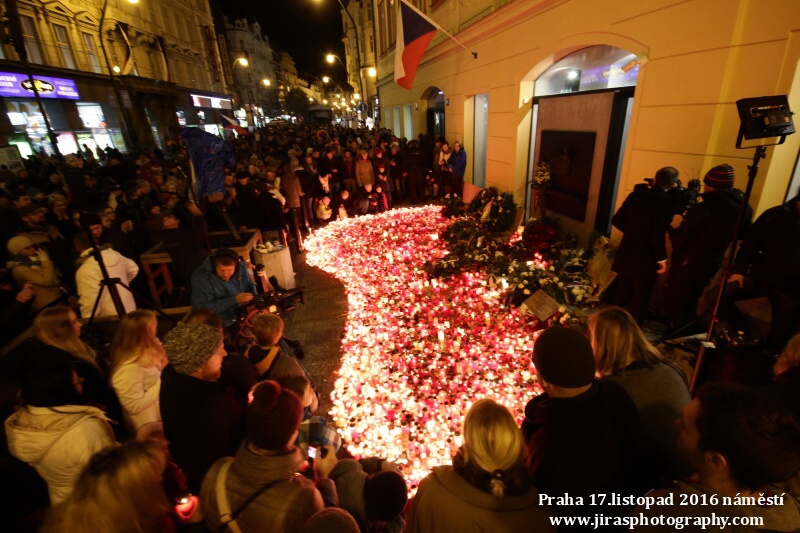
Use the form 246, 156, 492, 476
603, 362, 691, 481
355, 158, 375, 187
201, 444, 336, 533
611, 185, 674, 274
282, 171, 303, 209
75, 247, 139, 319
111, 356, 163, 436
406, 465, 554, 533
733, 195, 800, 296
328, 458, 405, 532
5, 405, 115, 504
449, 149, 467, 177
190, 256, 257, 327
670, 188, 752, 276
160, 364, 246, 492
8, 255, 62, 310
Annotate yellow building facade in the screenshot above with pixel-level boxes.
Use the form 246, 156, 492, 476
374, 0, 800, 238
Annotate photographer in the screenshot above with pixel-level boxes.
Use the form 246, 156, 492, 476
665, 164, 752, 335
610, 167, 678, 324
190, 248, 257, 328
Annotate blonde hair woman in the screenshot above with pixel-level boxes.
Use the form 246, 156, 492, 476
589, 306, 691, 481
34, 306, 100, 371
25, 306, 117, 414
40, 439, 192, 533
406, 399, 553, 532
110, 310, 166, 439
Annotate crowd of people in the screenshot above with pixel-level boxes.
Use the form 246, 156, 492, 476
0, 121, 799, 532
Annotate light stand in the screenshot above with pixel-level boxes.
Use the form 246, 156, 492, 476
689, 95, 795, 393
80, 215, 175, 326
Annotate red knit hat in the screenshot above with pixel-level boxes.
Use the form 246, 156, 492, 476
704, 164, 735, 189
247, 380, 303, 450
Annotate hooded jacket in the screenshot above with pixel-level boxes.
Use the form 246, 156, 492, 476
75, 246, 139, 318
405, 465, 554, 533
201, 443, 336, 532
190, 256, 257, 327
5, 405, 115, 504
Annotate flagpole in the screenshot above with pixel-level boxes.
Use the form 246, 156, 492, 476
399, 0, 477, 59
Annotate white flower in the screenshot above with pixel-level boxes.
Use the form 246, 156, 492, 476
558, 306, 566, 313
523, 289, 531, 295
518, 283, 524, 289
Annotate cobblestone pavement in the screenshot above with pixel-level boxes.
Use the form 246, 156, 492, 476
281, 249, 348, 416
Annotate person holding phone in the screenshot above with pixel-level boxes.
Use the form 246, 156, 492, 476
200, 380, 337, 532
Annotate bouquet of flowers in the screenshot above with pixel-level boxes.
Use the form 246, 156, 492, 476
531, 162, 552, 189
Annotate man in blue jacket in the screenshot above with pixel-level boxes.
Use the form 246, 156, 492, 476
190, 248, 257, 327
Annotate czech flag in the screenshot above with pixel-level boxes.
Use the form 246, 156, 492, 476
395, 0, 440, 90
221, 114, 247, 135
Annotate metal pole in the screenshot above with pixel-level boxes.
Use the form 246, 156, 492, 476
336, 0, 364, 103
98, 0, 137, 151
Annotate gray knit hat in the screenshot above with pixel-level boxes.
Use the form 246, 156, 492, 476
163, 323, 223, 375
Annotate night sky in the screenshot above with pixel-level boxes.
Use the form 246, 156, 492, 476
210, 0, 349, 86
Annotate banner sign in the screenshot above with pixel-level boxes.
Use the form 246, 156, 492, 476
0, 72, 80, 99
203, 26, 221, 83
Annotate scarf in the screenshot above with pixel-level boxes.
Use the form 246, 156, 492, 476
6, 253, 41, 270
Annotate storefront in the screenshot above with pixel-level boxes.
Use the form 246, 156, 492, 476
190, 93, 233, 136
0, 70, 126, 156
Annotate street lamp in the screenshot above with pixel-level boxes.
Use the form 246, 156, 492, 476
234, 57, 248, 67
368, 67, 376, 77
322, 76, 331, 84
262, 79, 271, 87
98, 0, 140, 150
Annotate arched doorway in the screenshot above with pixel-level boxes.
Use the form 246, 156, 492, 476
422, 87, 445, 139
526, 45, 641, 239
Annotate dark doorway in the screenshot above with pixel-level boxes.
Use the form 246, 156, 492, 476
426, 88, 445, 138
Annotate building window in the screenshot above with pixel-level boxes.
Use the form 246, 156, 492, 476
387, 0, 396, 49
369, 35, 374, 53
378, 0, 387, 54
19, 15, 44, 64
82, 33, 101, 73
161, 7, 172, 35
53, 24, 76, 70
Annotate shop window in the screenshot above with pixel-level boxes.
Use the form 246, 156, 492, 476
20, 15, 44, 64
82, 33, 101, 73
534, 45, 640, 97
53, 24, 76, 70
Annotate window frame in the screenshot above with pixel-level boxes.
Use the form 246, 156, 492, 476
53, 23, 77, 70
19, 15, 45, 64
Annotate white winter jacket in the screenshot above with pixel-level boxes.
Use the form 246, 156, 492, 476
5, 405, 115, 504
76, 247, 139, 318
111, 357, 162, 435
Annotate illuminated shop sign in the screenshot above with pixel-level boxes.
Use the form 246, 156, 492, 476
0, 72, 80, 99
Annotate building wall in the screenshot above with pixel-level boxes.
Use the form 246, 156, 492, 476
223, 17, 276, 124
374, 0, 800, 221
0, 0, 228, 149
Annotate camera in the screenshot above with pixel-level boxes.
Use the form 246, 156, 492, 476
667, 178, 701, 215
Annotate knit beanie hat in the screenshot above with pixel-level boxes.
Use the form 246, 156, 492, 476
7, 236, 33, 255
300, 508, 360, 533
364, 470, 408, 522
531, 326, 595, 388
248, 380, 303, 450
82, 213, 102, 227
163, 323, 223, 375
703, 164, 735, 189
